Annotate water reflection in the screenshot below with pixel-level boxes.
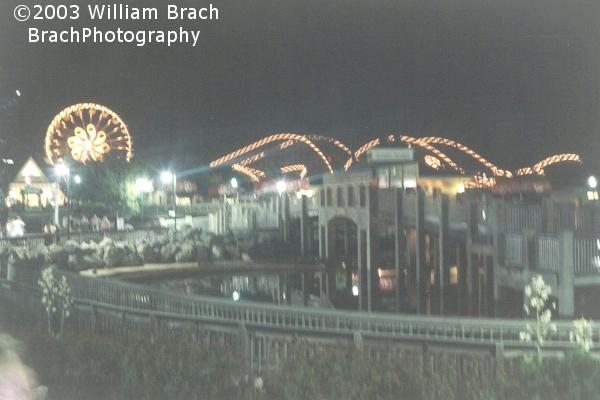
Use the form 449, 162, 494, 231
151, 272, 298, 305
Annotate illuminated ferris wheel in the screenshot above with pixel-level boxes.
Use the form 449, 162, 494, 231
45, 103, 133, 165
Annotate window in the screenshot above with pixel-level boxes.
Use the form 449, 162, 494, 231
347, 186, 355, 207
359, 185, 366, 207
337, 187, 344, 207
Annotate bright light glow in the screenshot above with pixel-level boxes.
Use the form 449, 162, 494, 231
352, 285, 359, 296
456, 182, 465, 194
588, 176, 597, 189
2, 159, 14, 165
482, 210, 487, 221
161, 171, 173, 184
15, 90, 21, 97
588, 191, 599, 201
73, 175, 82, 184
54, 164, 70, 177
135, 177, 153, 194
45, 103, 133, 165
232, 291, 240, 301
230, 177, 238, 189
276, 180, 287, 194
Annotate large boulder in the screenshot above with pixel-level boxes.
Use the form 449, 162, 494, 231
175, 241, 196, 263
138, 242, 158, 263
67, 254, 82, 271
121, 252, 143, 267
196, 244, 209, 263
81, 254, 104, 269
44, 244, 68, 266
159, 243, 177, 263
79, 241, 99, 256
62, 240, 81, 255
211, 244, 224, 260
103, 244, 126, 268
224, 244, 241, 260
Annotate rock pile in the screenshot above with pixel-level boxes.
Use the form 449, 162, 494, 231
1, 227, 287, 276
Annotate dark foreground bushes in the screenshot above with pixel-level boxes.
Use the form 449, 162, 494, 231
2, 312, 600, 400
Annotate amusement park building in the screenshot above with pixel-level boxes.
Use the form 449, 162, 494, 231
213, 143, 598, 319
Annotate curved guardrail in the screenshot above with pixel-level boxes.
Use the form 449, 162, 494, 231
21, 271, 589, 350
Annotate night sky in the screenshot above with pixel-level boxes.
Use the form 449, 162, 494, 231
0, 0, 599, 174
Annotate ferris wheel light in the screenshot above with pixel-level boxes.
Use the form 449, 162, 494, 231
45, 103, 133, 165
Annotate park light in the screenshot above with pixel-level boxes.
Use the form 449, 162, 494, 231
230, 177, 238, 189
588, 176, 597, 189
352, 285, 359, 297
73, 175, 82, 184
232, 291, 240, 301
135, 177, 153, 194
54, 163, 70, 177
276, 180, 286, 194
161, 171, 173, 184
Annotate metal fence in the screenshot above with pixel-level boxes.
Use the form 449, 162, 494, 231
537, 236, 560, 273
2, 270, 598, 377
505, 205, 543, 233
574, 237, 600, 275
0, 229, 164, 252
504, 234, 524, 266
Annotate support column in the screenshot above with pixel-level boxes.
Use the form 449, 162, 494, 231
415, 188, 425, 314
558, 231, 575, 317
300, 195, 307, 256
490, 199, 502, 317
366, 185, 378, 312
438, 194, 449, 315
394, 188, 403, 312
466, 198, 476, 316
357, 226, 364, 311
282, 194, 290, 243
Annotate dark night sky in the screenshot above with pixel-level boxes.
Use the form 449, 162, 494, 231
0, 0, 599, 174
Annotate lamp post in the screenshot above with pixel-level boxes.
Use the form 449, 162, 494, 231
161, 171, 177, 231
135, 177, 153, 227
54, 164, 70, 239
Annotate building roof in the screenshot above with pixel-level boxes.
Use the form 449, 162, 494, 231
12, 157, 52, 185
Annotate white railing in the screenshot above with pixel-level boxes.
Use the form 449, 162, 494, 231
574, 237, 600, 274
537, 236, 560, 273
505, 234, 524, 266
505, 205, 543, 233
46, 271, 591, 347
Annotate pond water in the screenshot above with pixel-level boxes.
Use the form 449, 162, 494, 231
144, 270, 325, 306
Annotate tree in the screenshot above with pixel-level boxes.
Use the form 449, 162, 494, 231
68, 159, 144, 218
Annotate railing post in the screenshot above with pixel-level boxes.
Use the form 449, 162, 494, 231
558, 232, 575, 318
494, 342, 505, 380
236, 323, 250, 374
90, 304, 97, 333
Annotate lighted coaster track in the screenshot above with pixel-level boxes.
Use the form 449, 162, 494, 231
210, 132, 582, 186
